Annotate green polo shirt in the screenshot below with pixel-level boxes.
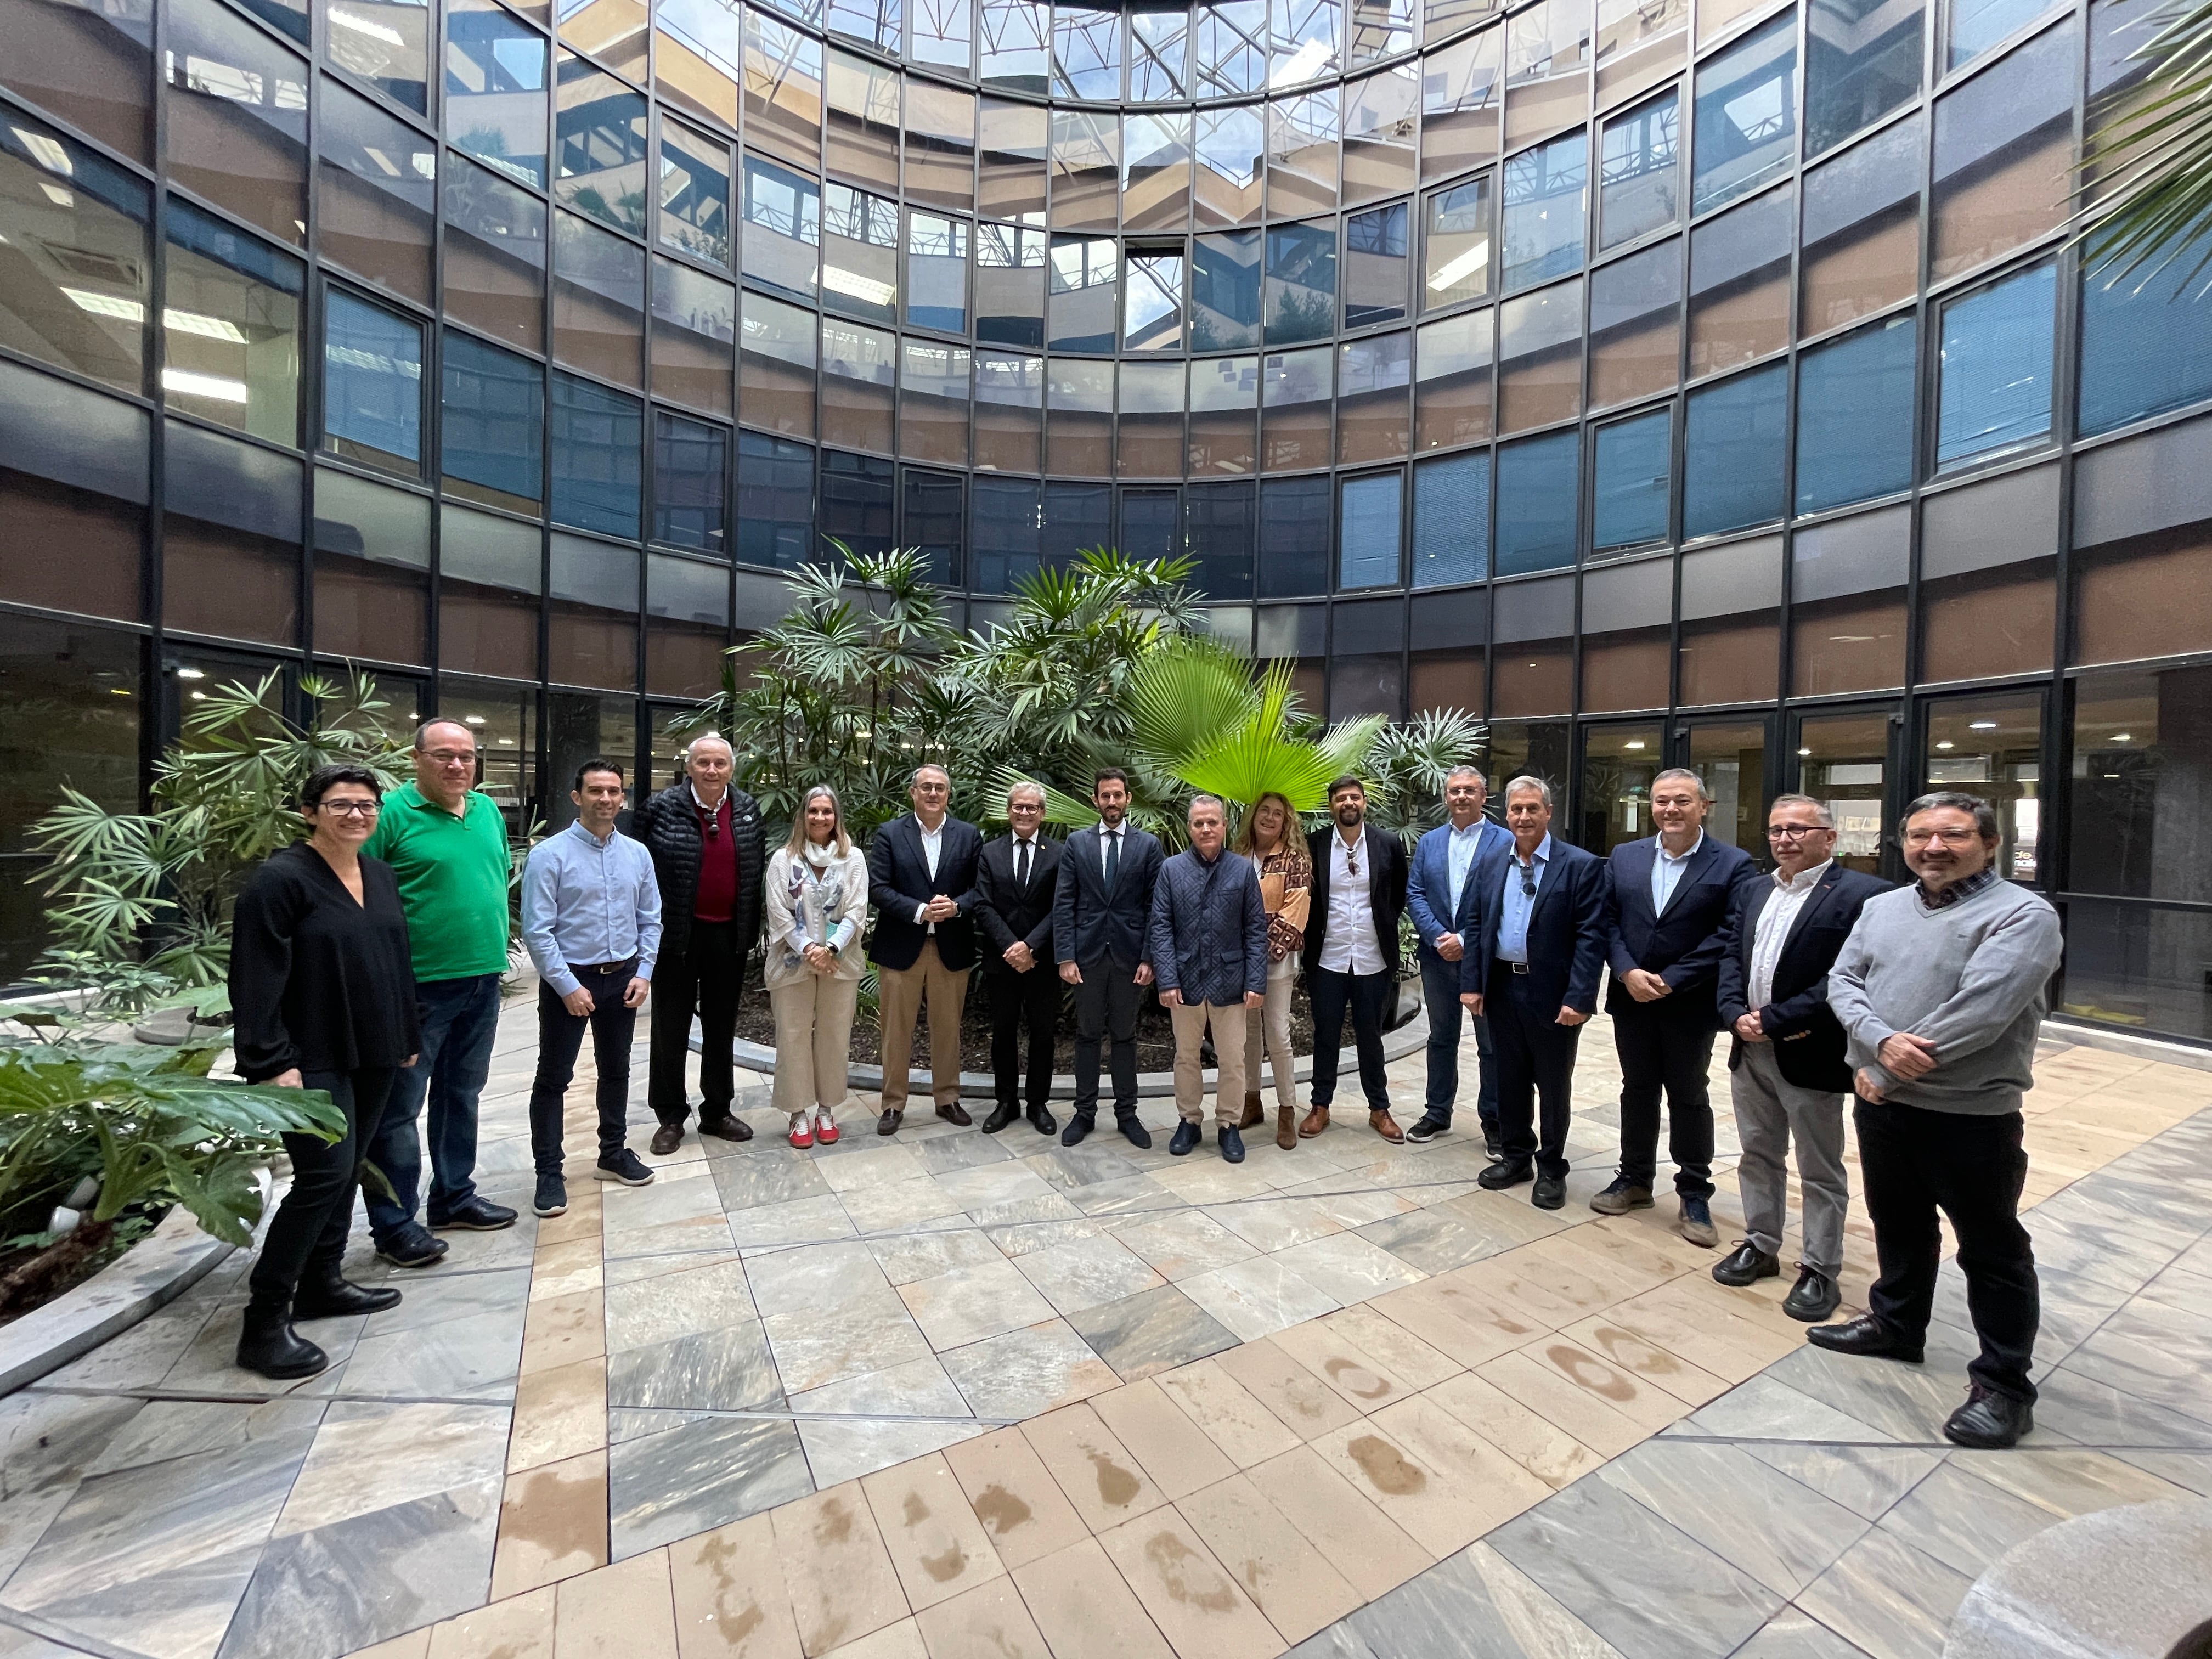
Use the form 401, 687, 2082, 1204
362, 783, 512, 983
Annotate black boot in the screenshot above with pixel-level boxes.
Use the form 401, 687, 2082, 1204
293, 1268, 403, 1319
1060, 1111, 1094, 1147
236, 1301, 330, 1380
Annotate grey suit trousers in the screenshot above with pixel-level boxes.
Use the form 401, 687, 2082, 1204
1730, 1041, 1850, 1276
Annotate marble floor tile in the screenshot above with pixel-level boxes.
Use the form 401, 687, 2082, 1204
1317, 1304, 1463, 1387
769, 1483, 911, 1658
1214, 1338, 1365, 1441
359, 1266, 533, 1339
867, 1228, 1003, 1287
1344, 1540, 1627, 1659
814, 1144, 930, 1194
1555, 1315, 1731, 1408
859, 1451, 1006, 1613
1420, 1371, 1605, 1491
912, 1131, 1017, 1175
1272, 1318, 1427, 1414
939, 1321, 1121, 1421
342, 1301, 528, 1401
1741, 1443, 1942, 1522
744, 1241, 901, 1319
489, 1448, 610, 1598
898, 1257, 1059, 1351
1009, 1534, 1176, 1659
518, 1289, 606, 1378
1729, 1609, 1877, 1659
791, 1353, 973, 1420
1175, 1472, 1364, 1644
1029, 1143, 1145, 1191
1473, 1346, 1661, 1461
1065, 1284, 1238, 1381
1793, 1525, 1972, 1659
726, 1196, 857, 1251
762, 1301, 938, 1396
932, 1160, 1059, 1215
1596, 1440, 1869, 1598
553, 1549, 680, 1659
607, 1321, 783, 1413
1105, 1209, 1262, 1281
1010, 1234, 1166, 1317
159, 1300, 369, 1397
1271, 1232, 1429, 1305
424, 1582, 556, 1658
1948, 1443, 2192, 1519
1178, 1256, 1342, 1343
840, 1177, 969, 1235
1203, 1199, 1347, 1254
1355, 1207, 1525, 1277
1672, 1374, 1898, 1444
663, 1511, 803, 1659
1876, 1459, 2063, 1581
1363, 1396, 1556, 1549
967, 1191, 1089, 1228
2025, 1366, 2212, 1452
1154, 1357, 1305, 1469
1063, 1175, 1183, 1218
607, 1416, 814, 1561
711, 1151, 834, 1211
1096, 1503, 1285, 1659
910, 1575, 1048, 1659
1283, 1622, 1383, 1659
603, 1257, 755, 1353
529, 1237, 605, 1302
275, 1401, 510, 1537
509, 1356, 608, 1474
941, 1427, 1092, 1571
600, 1170, 727, 1237
2064, 1294, 2212, 1424
984, 1217, 1108, 1260
798, 1418, 986, 1489
1091, 1379, 1238, 1500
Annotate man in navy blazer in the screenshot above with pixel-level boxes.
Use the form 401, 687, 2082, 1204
1052, 768, 1164, 1148
1596, 768, 1764, 1245
1460, 776, 1611, 1210
1405, 765, 1515, 1149
867, 763, 984, 1136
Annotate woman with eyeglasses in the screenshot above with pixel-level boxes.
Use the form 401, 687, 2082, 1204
227, 763, 420, 1380
761, 783, 870, 1147
1233, 792, 1312, 1149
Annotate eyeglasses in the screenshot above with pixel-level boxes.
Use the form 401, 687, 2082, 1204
424, 749, 476, 767
321, 800, 380, 817
1767, 825, 1828, 840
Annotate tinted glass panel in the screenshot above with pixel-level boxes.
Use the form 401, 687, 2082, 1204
1344, 201, 1410, 328
445, 0, 549, 187
444, 155, 549, 352
740, 152, 822, 298
555, 211, 646, 387
550, 371, 642, 537
1796, 313, 1916, 511
1691, 12, 1797, 216
1683, 361, 1787, 536
1937, 261, 2055, 469
1265, 220, 1339, 346
555, 58, 648, 233
1589, 238, 1681, 407
654, 411, 727, 554
1259, 475, 1331, 596
319, 78, 436, 303
1800, 115, 1921, 334
442, 332, 544, 510
163, 202, 303, 447
1412, 448, 1490, 586
659, 117, 732, 267
736, 428, 814, 566
1599, 88, 1678, 250
1929, 20, 2075, 280
0, 0, 155, 161
1592, 408, 1669, 549
1184, 480, 1256, 598
1193, 229, 1263, 349
1501, 131, 1588, 291
1805, 0, 1922, 158
0, 113, 149, 396
1340, 471, 1403, 588
2078, 232, 2212, 436
1494, 429, 1579, 572
1423, 173, 1493, 310
324, 290, 422, 473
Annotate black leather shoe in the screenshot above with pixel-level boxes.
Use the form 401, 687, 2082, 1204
1784, 1267, 1842, 1322
1027, 1104, 1058, 1136
1060, 1112, 1094, 1147
1477, 1158, 1534, 1190
1218, 1125, 1245, 1163
1404, 1115, 1449, 1145
1117, 1114, 1152, 1150
699, 1115, 754, 1142
1943, 1384, 2033, 1449
236, 1304, 329, 1380
936, 1101, 974, 1127
428, 1196, 517, 1232
1169, 1122, 1201, 1156
1531, 1174, 1566, 1209
981, 1102, 1022, 1134
877, 1108, 904, 1136
649, 1122, 685, 1155
1482, 1125, 1503, 1160
1712, 1242, 1782, 1288
373, 1222, 448, 1269
292, 1274, 402, 1319
1806, 1313, 1924, 1364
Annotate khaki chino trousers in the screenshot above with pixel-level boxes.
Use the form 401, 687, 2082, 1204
877, 939, 971, 1108
1169, 1001, 1249, 1125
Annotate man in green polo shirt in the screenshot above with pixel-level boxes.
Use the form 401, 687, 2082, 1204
362, 717, 520, 1263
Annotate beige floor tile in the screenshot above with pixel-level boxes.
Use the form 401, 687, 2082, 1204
509, 1356, 608, 1474
819, 1619, 927, 1659
1009, 1536, 1175, 1659
1019, 1402, 1169, 1533
1175, 1473, 1363, 1645
1463, 1245, 1624, 1328
522, 1288, 607, 1376
1368, 1394, 1553, 1541
532, 1237, 605, 1302
1557, 1313, 1731, 1407
536, 1199, 605, 1250
1243, 1446, 1435, 1598
349, 1634, 430, 1659
911, 1576, 1051, 1659
860, 1452, 1007, 1613
667, 1513, 804, 1659
427, 1585, 555, 1658
491, 1449, 610, 1599
554, 1550, 679, 1658
1314, 1304, 1462, 1388
771, 1482, 913, 1657
942, 1426, 1092, 1570
1305, 1410, 1508, 1558
1096, 1505, 1283, 1659
1363, 1277, 1547, 1369
1602, 1281, 1801, 1382
1153, 1359, 1302, 1469
1472, 1347, 1651, 1459
1091, 1380, 1238, 1500
1420, 1370, 1604, 1490
1271, 1318, 1425, 1414
1212, 1337, 1362, 1441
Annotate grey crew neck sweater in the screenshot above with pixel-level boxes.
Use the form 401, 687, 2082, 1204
1825, 878, 2064, 1115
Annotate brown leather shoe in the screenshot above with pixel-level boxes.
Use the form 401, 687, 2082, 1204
1238, 1091, 1265, 1130
1369, 1109, 1405, 1144
648, 1123, 683, 1156
1298, 1105, 1330, 1138
935, 1101, 973, 1127
698, 1115, 754, 1142
1275, 1103, 1296, 1151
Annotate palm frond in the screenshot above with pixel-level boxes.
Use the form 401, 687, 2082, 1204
1126, 636, 1262, 772
2073, 0, 2212, 295
983, 768, 1102, 828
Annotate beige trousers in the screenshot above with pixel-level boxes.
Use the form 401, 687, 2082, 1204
876, 939, 971, 1107
1169, 1000, 1249, 1125
1242, 974, 1297, 1114
769, 974, 860, 1115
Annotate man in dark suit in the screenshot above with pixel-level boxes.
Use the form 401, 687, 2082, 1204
867, 763, 983, 1136
1597, 768, 1764, 1246
1713, 793, 1893, 1321
970, 781, 1062, 1137
1301, 775, 1412, 1143
1052, 768, 1163, 1148
1463, 776, 1611, 1210
1404, 764, 1515, 1149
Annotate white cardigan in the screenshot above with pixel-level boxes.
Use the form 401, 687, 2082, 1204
761, 844, 870, 988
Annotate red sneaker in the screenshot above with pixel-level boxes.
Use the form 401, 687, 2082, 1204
814, 1112, 840, 1144
788, 1118, 814, 1149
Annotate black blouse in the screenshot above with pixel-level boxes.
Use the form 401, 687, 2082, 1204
229, 843, 422, 1083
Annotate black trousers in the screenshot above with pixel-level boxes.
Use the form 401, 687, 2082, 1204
1071, 956, 1142, 1118
1612, 1000, 1718, 1199
251, 1065, 396, 1308
988, 962, 1059, 1110
1856, 1094, 2040, 1401
648, 919, 742, 1126
1488, 967, 1579, 1178
529, 960, 639, 1174
1308, 964, 1393, 1110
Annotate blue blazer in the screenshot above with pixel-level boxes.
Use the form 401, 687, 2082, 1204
1052, 822, 1164, 969
1464, 838, 1612, 1015
866, 813, 984, 972
1407, 817, 1513, 964
1604, 835, 1762, 1021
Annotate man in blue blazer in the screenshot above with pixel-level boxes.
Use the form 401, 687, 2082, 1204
1461, 777, 1611, 1209
1404, 765, 1514, 1149
1596, 768, 1764, 1245
1052, 768, 1164, 1148
867, 764, 984, 1136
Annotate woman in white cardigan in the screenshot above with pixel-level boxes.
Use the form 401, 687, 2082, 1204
762, 784, 870, 1148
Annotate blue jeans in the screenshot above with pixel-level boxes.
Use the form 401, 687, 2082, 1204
1420, 952, 1497, 1128
366, 972, 501, 1239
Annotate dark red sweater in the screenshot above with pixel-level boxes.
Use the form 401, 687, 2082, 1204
692, 794, 737, 921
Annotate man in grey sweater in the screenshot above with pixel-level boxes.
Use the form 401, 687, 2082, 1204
1814, 792, 2063, 1450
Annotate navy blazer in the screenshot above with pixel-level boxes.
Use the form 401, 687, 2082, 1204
1604, 834, 1763, 1020
1406, 817, 1513, 964
1302, 824, 1410, 975
1052, 822, 1165, 969
866, 813, 984, 972
1463, 838, 1613, 1015
1716, 864, 1894, 1093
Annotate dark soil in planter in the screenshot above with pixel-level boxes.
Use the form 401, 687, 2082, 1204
0, 1204, 166, 1327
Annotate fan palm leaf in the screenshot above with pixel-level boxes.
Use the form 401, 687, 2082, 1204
2074, 0, 2212, 294
984, 768, 1103, 828
1126, 636, 1263, 772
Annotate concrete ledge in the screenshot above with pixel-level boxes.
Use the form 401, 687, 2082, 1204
2042, 1017, 2212, 1074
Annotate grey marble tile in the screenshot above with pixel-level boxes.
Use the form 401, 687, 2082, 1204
607, 1405, 725, 1444
1947, 1445, 2191, 1521
939, 1319, 1119, 1420
934, 1160, 1060, 1215
727, 1194, 855, 1251
1346, 1542, 1625, 1658
1795, 1526, 1972, 1659
272, 1401, 509, 1537
840, 1174, 969, 1234
603, 1256, 755, 1353
1742, 1444, 1942, 1522
1729, 1610, 1875, 1659
794, 1416, 986, 1488
1064, 1283, 1238, 1381
356, 1265, 532, 1339
2113, 1449, 2212, 1496
1356, 1206, 1525, 1276
984, 1217, 1107, 1259
1283, 1625, 1382, 1659
1177, 1255, 1342, 1342
2063, 1295, 2212, 1425
898, 1257, 1058, 1350
0, 1622, 93, 1658
159, 1301, 371, 1397
965, 1192, 1087, 1228
868, 1226, 1006, 1286
913, 1131, 1015, 1175
1598, 1441, 1870, 1598
1, 1393, 150, 1494
761, 1299, 936, 1395
789, 1352, 971, 1419
607, 1320, 783, 1413
341, 1298, 527, 1401
1104, 1209, 1262, 1281
1064, 1174, 1183, 1218
1028, 1144, 1144, 1191
710, 1150, 833, 1211
2035, 1367, 2212, 1452
1763, 1346, 1966, 1445
1010, 1234, 1165, 1317
1669, 1375, 1898, 1446
607, 1413, 814, 1560
745, 1240, 896, 1320
1875, 1460, 2058, 1581
33, 1295, 216, 1392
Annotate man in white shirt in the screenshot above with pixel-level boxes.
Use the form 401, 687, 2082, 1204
866, 765, 984, 1135
1406, 765, 1514, 1147
1300, 776, 1409, 1143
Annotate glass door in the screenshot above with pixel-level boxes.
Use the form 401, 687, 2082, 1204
1792, 706, 1897, 877
1921, 690, 2045, 884
1681, 717, 1773, 865
440, 676, 539, 840
1580, 720, 1665, 854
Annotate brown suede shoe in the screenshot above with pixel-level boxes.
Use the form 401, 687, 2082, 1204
648, 1123, 683, 1156
1298, 1105, 1330, 1138
1369, 1109, 1405, 1144
1238, 1091, 1265, 1130
1276, 1103, 1297, 1151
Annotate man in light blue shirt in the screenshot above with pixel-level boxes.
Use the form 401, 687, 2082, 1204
1406, 766, 1514, 1147
522, 758, 663, 1218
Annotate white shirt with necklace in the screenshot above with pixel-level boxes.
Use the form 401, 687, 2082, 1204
1319, 827, 1384, 975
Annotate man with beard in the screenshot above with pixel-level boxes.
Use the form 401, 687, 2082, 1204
1052, 769, 1162, 1147
1300, 775, 1410, 1143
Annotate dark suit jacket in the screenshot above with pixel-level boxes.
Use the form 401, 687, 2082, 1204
1302, 825, 1411, 975
1052, 822, 1164, 969
970, 832, 1061, 971
1464, 837, 1612, 1014
1604, 835, 1763, 1022
1716, 864, 1895, 1093
866, 813, 983, 971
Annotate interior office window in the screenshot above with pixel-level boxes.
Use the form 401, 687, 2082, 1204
971, 474, 1043, 590
976, 222, 1046, 346
1422, 173, 1493, 311
1194, 105, 1266, 227
979, 98, 1048, 221
1588, 238, 1681, 407
654, 0, 742, 129
1796, 313, 1916, 512
1688, 182, 1791, 376
822, 183, 899, 325
166, 0, 310, 242
1595, 0, 1688, 111
1125, 249, 1187, 350
1118, 359, 1186, 477
1184, 480, 1257, 598
438, 505, 541, 679
652, 256, 735, 414
1684, 362, 1786, 537
1046, 358, 1113, 475
1124, 112, 1194, 232
1, 0, 155, 163
1799, 114, 1921, 335
1338, 332, 1412, 462
0, 359, 149, 621
0, 113, 149, 396
442, 333, 543, 514
1420, 25, 1502, 182
821, 318, 897, 453
1120, 486, 1178, 578
550, 371, 642, 538
820, 450, 896, 557
1805, 0, 1922, 158
555, 212, 646, 389
1344, 64, 1420, 204
1262, 345, 1334, 471
1501, 132, 1589, 292
318, 78, 436, 304
900, 338, 972, 465
1189, 354, 1260, 473
444, 155, 549, 353
1052, 5, 1120, 98
1274, 0, 1345, 83
1339, 471, 1405, 588
901, 466, 963, 585
161, 420, 302, 645
1412, 448, 1490, 585
1350, 0, 1413, 65
1949, 0, 2063, 70
1599, 88, 1678, 250
1266, 220, 1340, 346
1505, 0, 1593, 151
980, 0, 1051, 92
1195, 0, 1268, 97
742, 9, 824, 167
1050, 110, 1120, 230
312, 465, 430, 666
1268, 89, 1342, 219
555, 58, 648, 235
1259, 474, 1333, 595
1494, 429, 1580, 573
973, 348, 1043, 471
1691, 12, 1798, 216
323, 290, 422, 475
2068, 665, 2212, 901
740, 290, 815, 436
645, 550, 729, 697
1132, 5, 1190, 98
653, 411, 728, 554
1497, 278, 1582, 432
163, 202, 303, 448
1041, 478, 1111, 565
1929, 19, 2076, 281
741, 152, 822, 299
1048, 235, 1119, 351
1193, 229, 1263, 349
1344, 202, 1411, 329
444, 0, 549, 188
736, 429, 814, 566
2078, 234, 2212, 436
1592, 408, 1670, 551
826, 47, 900, 188
1937, 260, 2055, 470
904, 81, 977, 214
658, 117, 732, 268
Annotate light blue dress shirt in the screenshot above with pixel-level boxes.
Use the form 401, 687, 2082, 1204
521, 820, 663, 997
1446, 819, 1489, 919
1496, 834, 1553, 964
1649, 830, 1706, 916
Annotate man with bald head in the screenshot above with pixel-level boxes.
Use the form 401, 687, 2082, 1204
636, 734, 766, 1152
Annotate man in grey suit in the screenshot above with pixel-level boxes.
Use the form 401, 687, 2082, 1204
1052, 768, 1163, 1148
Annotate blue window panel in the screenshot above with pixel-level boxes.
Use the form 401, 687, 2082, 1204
652, 411, 727, 555
1684, 362, 1787, 537
901, 468, 964, 586
1593, 409, 1671, 550
442, 332, 543, 506
1042, 479, 1111, 566
444, 3, 549, 188
1949, 0, 2056, 70
821, 450, 896, 559
1339, 471, 1403, 589
550, 371, 642, 538
1121, 487, 1182, 563
972, 475, 1043, 591
1502, 133, 1589, 292
1193, 230, 1263, 351
1494, 430, 1580, 574
1259, 475, 1331, 596
1183, 481, 1257, 600
1796, 313, 1917, 513
1412, 449, 1489, 586
736, 430, 814, 568
1805, 0, 1923, 160
1264, 221, 1339, 347
2078, 234, 2212, 437
1692, 13, 1799, 216
324, 291, 422, 469
1937, 261, 2055, 469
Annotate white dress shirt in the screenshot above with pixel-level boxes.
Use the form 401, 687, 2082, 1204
915, 816, 945, 927
1747, 859, 1832, 1009
1319, 829, 1385, 975
1012, 833, 1039, 889
1650, 830, 1706, 916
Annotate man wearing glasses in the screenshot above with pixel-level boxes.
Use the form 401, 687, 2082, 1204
1300, 775, 1410, 1143
1711, 795, 1892, 1322
361, 718, 523, 1266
